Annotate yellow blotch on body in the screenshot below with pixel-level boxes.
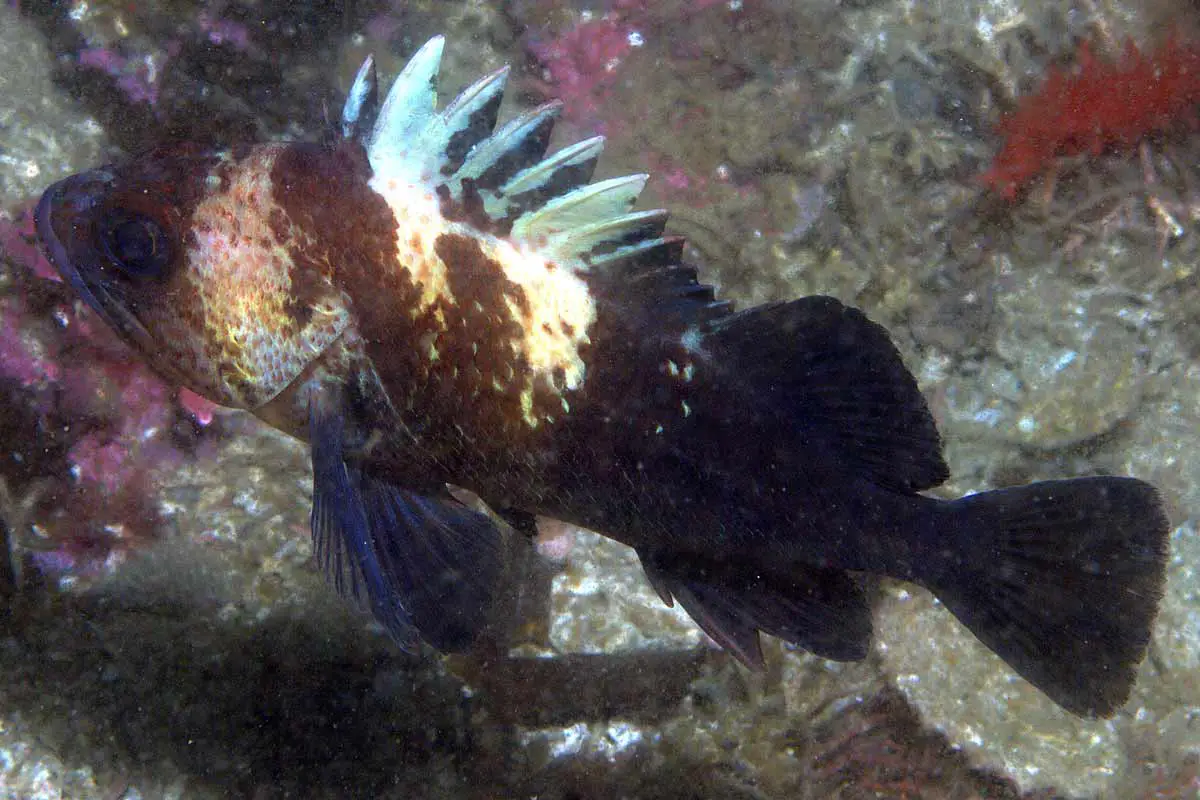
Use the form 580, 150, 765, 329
186, 146, 349, 408
373, 177, 598, 429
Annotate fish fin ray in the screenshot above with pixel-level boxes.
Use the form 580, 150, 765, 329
639, 550, 872, 665
588, 249, 733, 327
365, 36, 445, 180
707, 296, 949, 493
451, 101, 560, 195
588, 235, 684, 272
353, 38, 727, 322
309, 395, 507, 652
356, 38, 688, 278
341, 55, 379, 141
357, 481, 508, 651
927, 477, 1169, 717
311, 477, 371, 613
552, 209, 670, 264
512, 176, 649, 251
428, 66, 510, 178
489, 135, 605, 224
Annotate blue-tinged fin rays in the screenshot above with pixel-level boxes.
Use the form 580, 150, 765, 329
341, 36, 681, 270
340, 55, 379, 141
309, 393, 509, 652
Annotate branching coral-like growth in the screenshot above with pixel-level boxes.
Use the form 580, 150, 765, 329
982, 37, 1200, 200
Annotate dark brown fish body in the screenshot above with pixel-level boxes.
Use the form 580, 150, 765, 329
37, 38, 1169, 718
249, 144, 931, 579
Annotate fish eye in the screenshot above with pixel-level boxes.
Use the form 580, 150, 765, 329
99, 208, 175, 279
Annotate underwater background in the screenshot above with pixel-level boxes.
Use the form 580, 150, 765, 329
0, 0, 1197, 797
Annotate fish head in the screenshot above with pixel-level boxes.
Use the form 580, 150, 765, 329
35, 142, 353, 411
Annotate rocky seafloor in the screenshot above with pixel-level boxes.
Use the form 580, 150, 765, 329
0, 0, 1197, 797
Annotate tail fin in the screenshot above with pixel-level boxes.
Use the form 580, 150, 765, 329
925, 477, 1169, 717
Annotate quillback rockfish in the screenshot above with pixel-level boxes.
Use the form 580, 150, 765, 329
36, 37, 1169, 717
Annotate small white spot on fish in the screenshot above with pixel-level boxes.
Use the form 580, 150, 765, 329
680, 326, 703, 354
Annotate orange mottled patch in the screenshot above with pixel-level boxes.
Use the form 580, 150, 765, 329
185, 145, 350, 407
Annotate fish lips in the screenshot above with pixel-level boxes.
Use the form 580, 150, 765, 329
35, 170, 160, 355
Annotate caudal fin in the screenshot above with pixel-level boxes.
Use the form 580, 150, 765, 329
927, 477, 1169, 717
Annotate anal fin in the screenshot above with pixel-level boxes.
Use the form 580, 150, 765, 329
638, 550, 872, 667
309, 396, 509, 652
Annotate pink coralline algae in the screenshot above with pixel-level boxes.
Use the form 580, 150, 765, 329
524, 1, 757, 207
0, 206, 219, 580
525, 0, 744, 127
70, 7, 257, 117
196, 12, 254, 52
78, 46, 165, 107
525, 1, 748, 119
528, 12, 641, 129
0, 299, 59, 387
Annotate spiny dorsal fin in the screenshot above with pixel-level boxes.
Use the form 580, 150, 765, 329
341, 38, 678, 269
453, 101, 560, 194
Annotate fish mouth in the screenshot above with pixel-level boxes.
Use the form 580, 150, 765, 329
35, 171, 160, 355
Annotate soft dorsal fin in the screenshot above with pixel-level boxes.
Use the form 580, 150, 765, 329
706, 297, 949, 493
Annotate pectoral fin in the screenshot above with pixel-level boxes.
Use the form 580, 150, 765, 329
309, 397, 508, 652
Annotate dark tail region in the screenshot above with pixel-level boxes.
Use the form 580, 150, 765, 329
656, 297, 1167, 717
926, 476, 1169, 717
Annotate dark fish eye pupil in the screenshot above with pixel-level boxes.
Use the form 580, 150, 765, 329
102, 211, 171, 277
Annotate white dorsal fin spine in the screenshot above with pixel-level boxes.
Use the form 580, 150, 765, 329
346, 37, 666, 269
587, 236, 673, 267
368, 36, 445, 179
415, 66, 510, 175
479, 135, 607, 222
513, 175, 649, 242
438, 66, 509, 128
341, 55, 378, 140
451, 101, 562, 190
501, 135, 606, 196
541, 210, 669, 264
